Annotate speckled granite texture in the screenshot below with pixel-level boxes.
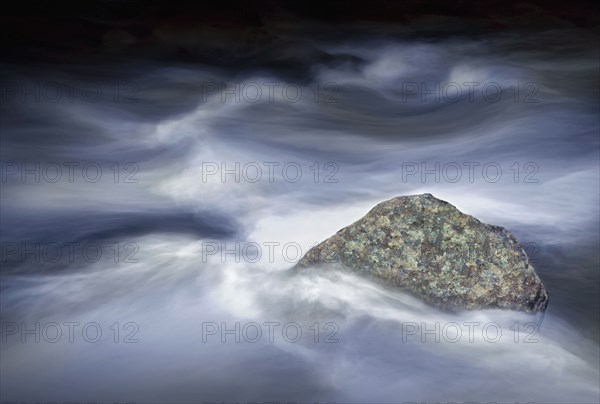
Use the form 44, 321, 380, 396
295, 193, 548, 312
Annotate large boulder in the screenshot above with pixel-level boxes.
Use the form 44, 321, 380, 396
294, 193, 548, 312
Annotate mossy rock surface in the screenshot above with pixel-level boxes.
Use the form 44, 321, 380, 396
294, 193, 549, 312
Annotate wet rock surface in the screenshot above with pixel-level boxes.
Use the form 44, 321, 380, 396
294, 194, 548, 312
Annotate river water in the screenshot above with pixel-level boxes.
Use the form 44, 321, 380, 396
1, 21, 599, 403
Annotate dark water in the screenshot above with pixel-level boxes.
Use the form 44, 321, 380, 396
1, 3, 599, 403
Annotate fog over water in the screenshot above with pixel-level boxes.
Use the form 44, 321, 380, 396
1, 3, 599, 402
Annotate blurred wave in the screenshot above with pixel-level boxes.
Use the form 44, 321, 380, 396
1, 27, 599, 402
1, 237, 598, 402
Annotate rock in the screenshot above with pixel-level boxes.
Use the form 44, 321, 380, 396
294, 193, 548, 312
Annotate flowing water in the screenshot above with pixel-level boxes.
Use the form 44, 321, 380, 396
1, 24, 599, 403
